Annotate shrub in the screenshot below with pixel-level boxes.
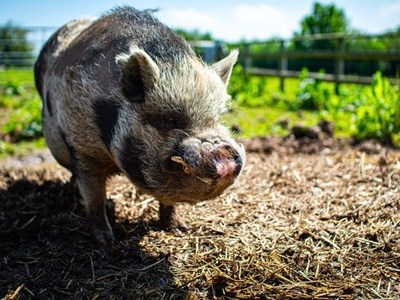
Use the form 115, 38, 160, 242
354, 72, 400, 144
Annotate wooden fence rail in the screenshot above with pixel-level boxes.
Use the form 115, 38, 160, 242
240, 33, 400, 90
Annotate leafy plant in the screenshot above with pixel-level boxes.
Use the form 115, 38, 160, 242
0, 77, 43, 142
3, 96, 42, 140
228, 66, 400, 145
229, 65, 272, 107
353, 72, 400, 144
295, 68, 333, 110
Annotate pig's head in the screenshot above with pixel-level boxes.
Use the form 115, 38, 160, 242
114, 47, 245, 205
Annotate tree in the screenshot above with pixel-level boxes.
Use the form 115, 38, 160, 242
293, 2, 349, 51
175, 29, 213, 41
0, 21, 33, 66
299, 2, 348, 36
290, 2, 350, 73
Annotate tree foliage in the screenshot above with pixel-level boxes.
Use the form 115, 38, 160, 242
0, 21, 33, 52
293, 2, 349, 51
299, 2, 349, 36
175, 29, 213, 41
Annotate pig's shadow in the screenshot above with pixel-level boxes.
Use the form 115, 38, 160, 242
0, 178, 188, 299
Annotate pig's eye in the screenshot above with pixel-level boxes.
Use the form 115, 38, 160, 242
145, 114, 187, 131
165, 118, 179, 129
163, 117, 188, 130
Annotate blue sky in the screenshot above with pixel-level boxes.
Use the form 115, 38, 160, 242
2, 0, 400, 41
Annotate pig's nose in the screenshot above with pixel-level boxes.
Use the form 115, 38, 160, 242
227, 144, 243, 176
214, 143, 243, 178
201, 138, 221, 152
232, 150, 243, 175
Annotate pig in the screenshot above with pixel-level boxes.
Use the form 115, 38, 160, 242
34, 6, 245, 245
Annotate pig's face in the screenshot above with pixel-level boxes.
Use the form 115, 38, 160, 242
115, 48, 245, 204
160, 127, 244, 204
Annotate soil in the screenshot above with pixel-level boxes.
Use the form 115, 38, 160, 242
1, 136, 400, 299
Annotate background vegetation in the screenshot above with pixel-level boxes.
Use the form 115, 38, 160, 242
0, 2, 399, 159
226, 66, 400, 145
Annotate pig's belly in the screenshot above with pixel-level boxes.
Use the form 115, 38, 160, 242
42, 116, 72, 170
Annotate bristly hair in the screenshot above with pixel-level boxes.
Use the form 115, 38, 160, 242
99, 6, 195, 62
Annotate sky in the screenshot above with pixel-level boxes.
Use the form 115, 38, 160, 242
1, 0, 400, 42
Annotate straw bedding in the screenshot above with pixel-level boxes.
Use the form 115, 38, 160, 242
1, 137, 399, 299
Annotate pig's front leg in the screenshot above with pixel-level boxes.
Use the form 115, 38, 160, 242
159, 203, 188, 231
76, 170, 114, 245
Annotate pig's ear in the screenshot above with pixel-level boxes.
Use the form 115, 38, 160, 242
212, 50, 238, 85
116, 47, 160, 103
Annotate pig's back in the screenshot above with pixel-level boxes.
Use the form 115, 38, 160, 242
37, 7, 196, 96
34, 18, 94, 98
55, 7, 194, 75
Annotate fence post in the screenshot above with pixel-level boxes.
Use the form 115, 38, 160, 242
334, 37, 345, 93
278, 40, 288, 92
243, 43, 251, 71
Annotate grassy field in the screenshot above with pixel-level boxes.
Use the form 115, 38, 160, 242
0, 68, 35, 85
228, 66, 400, 145
223, 106, 320, 138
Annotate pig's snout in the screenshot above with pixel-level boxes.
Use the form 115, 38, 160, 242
214, 149, 242, 178
203, 141, 243, 180
170, 138, 243, 184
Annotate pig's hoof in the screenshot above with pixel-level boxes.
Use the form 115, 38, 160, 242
91, 226, 115, 246
160, 215, 188, 232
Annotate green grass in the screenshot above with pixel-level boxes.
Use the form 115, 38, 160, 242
223, 106, 320, 138
0, 68, 35, 86
0, 137, 46, 160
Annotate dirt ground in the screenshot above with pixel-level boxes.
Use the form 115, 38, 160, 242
1, 136, 400, 299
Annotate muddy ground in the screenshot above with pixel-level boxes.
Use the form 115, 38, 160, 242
1, 136, 400, 299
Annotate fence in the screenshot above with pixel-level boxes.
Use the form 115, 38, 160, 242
0, 26, 56, 67
240, 33, 400, 91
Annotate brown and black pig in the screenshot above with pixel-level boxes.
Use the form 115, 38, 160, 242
34, 6, 245, 244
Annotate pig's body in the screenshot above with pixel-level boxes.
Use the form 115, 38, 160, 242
35, 7, 245, 244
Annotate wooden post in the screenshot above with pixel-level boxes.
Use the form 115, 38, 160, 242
278, 40, 288, 92
242, 43, 252, 81
243, 43, 251, 71
334, 37, 345, 94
